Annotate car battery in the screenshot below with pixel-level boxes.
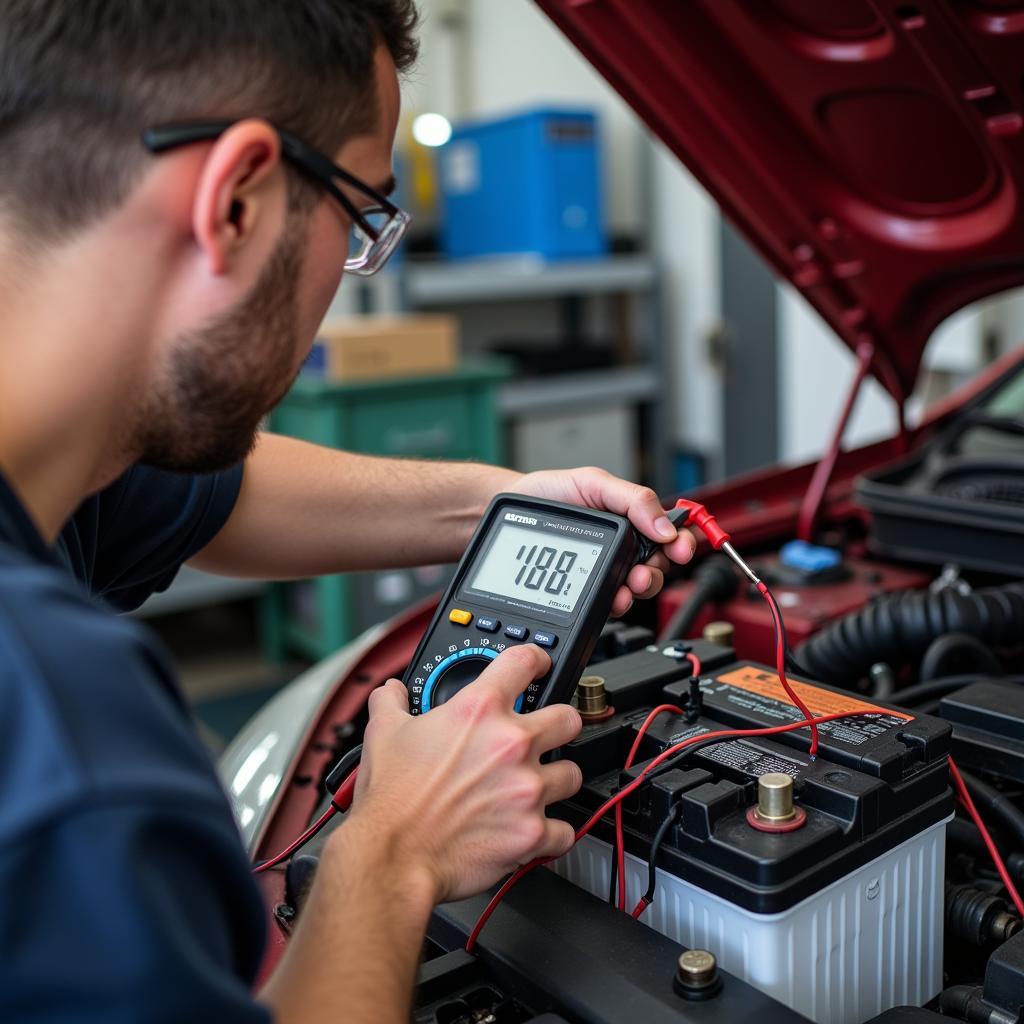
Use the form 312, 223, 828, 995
657, 552, 932, 665
551, 649, 954, 1024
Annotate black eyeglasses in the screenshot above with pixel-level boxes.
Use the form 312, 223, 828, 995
142, 120, 411, 276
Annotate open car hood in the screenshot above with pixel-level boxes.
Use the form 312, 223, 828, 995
535, 0, 1024, 403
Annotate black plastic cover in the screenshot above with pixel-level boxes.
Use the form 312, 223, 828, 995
942, 679, 1024, 784
857, 361, 1024, 574
430, 869, 808, 1024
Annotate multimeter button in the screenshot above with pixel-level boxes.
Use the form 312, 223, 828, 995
448, 608, 473, 626
533, 630, 558, 648
504, 624, 528, 641
476, 616, 500, 633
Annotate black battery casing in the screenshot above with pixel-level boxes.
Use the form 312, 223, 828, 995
554, 654, 954, 914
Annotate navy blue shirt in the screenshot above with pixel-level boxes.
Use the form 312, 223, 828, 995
0, 464, 272, 1023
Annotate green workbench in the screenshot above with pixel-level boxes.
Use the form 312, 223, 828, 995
263, 359, 510, 661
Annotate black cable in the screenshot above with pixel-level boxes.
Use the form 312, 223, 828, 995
324, 743, 363, 797
657, 555, 739, 644
889, 675, 1024, 708
959, 770, 1024, 852
640, 801, 682, 911
920, 633, 1002, 682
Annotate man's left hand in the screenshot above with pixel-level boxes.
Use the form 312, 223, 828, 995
511, 467, 697, 617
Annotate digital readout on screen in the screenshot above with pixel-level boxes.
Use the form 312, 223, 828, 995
469, 523, 603, 613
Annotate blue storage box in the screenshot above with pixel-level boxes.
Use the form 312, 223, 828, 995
439, 107, 606, 261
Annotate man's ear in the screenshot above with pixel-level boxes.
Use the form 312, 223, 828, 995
191, 119, 284, 275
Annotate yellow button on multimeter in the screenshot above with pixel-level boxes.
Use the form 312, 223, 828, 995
448, 608, 474, 626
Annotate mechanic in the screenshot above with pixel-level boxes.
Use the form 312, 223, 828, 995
0, 3, 695, 1022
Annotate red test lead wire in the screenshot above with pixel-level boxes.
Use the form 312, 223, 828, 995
252, 765, 359, 874
758, 582, 819, 756
671, 499, 818, 755
613, 652, 700, 910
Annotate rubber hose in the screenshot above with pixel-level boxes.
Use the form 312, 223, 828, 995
889, 674, 1024, 708
796, 581, 1024, 686
920, 633, 1002, 682
939, 985, 988, 1024
959, 770, 1024, 853
658, 555, 738, 644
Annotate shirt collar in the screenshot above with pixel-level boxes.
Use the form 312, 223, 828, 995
0, 469, 64, 568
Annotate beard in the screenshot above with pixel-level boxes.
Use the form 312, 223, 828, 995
133, 225, 305, 475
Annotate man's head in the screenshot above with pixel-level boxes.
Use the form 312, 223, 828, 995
0, 1, 417, 474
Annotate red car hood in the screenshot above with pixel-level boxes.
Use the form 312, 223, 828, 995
535, 0, 1024, 403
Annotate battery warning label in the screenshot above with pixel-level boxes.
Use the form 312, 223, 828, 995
710, 666, 912, 747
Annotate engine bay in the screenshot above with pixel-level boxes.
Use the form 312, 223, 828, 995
248, 357, 1024, 1024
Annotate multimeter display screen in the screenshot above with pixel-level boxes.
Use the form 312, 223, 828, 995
469, 523, 603, 614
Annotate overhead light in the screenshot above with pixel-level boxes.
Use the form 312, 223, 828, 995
413, 112, 453, 148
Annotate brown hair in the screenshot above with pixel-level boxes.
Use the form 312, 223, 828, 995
0, 0, 418, 239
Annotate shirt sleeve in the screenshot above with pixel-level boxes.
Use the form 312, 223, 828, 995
73, 464, 244, 612
0, 795, 273, 1024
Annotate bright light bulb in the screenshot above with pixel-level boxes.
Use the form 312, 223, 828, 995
412, 112, 453, 148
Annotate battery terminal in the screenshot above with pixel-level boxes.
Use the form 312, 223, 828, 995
746, 772, 807, 832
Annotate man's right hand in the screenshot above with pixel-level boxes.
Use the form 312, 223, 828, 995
339, 644, 583, 903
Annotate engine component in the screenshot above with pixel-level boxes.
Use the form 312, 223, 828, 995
920, 634, 1002, 683
658, 554, 739, 643
937, 931, 1024, 1024
551, 651, 953, 1024
940, 680, 1024, 785
946, 883, 1021, 949
858, 401, 1024, 578
673, 949, 722, 1001
798, 582, 1024, 687
659, 557, 930, 669
703, 620, 735, 647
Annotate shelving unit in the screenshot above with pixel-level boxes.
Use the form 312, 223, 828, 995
364, 253, 670, 492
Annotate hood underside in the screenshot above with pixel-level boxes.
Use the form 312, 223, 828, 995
536, 0, 1024, 402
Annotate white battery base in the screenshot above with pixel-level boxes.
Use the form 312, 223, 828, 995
551, 815, 951, 1024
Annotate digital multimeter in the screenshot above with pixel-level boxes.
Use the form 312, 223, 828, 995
403, 494, 660, 715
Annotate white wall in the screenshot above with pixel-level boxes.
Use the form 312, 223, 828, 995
651, 148, 723, 462
778, 285, 1024, 466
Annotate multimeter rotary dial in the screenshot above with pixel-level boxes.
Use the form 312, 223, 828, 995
417, 646, 524, 713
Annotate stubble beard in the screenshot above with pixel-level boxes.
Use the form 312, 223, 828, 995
133, 226, 305, 476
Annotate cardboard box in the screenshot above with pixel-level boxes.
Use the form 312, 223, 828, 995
305, 315, 458, 382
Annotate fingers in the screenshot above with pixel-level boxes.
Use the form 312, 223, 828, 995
667, 529, 698, 565
569, 470, 672, 543
367, 678, 410, 720
626, 562, 665, 601
469, 644, 551, 707
520, 700, 582, 752
611, 587, 634, 618
532, 817, 576, 861
539, 759, 583, 804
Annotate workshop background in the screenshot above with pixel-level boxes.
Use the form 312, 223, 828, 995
144, 0, 1024, 752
